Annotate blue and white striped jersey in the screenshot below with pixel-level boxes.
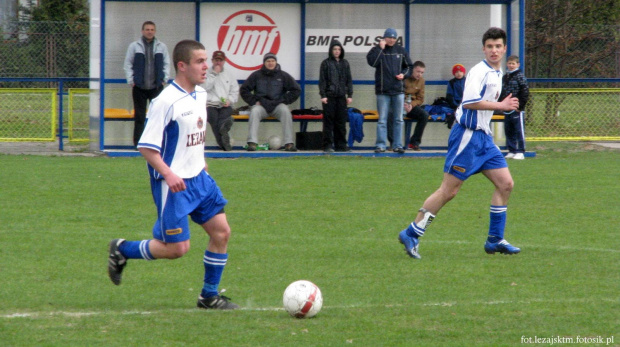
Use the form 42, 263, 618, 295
455, 60, 503, 136
137, 81, 208, 179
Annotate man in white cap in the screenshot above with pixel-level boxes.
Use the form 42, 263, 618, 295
204, 50, 239, 151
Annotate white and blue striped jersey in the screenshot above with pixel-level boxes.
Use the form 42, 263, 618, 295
137, 81, 208, 179
455, 60, 503, 135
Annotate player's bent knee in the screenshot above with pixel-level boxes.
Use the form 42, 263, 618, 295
166, 242, 190, 259
501, 179, 514, 194
439, 186, 459, 202
213, 226, 231, 244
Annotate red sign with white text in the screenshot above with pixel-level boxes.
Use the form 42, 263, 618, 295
217, 10, 281, 71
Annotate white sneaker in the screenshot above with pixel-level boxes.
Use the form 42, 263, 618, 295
505, 152, 515, 159
513, 153, 525, 160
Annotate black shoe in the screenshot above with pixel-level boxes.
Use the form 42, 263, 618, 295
335, 147, 351, 152
197, 295, 240, 310
246, 142, 257, 151
108, 238, 127, 285
323, 148, 334, 153
393, 147, 405, 154
284, 143, 298, 152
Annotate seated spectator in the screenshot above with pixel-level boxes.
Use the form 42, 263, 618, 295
403, 61, 429, 151
204, 51, 238, 151
446, 63, 466, 110
240, 53, 301, 151
445, 64, 466, 129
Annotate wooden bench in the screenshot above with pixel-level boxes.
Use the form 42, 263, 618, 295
231, 110, 378, 132
231, 111, 504, 143
104, 108, 505, 147
104, 108, 133, 120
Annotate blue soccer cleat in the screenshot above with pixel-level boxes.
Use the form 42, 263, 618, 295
399, 229, 421, 259
484, 239, 521, 255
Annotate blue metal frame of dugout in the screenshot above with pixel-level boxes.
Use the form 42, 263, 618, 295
98, 0, 526, 151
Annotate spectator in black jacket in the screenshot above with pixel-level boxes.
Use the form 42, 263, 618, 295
367, 28, 413, 154
499, 55, 530, 160
319, 40, 353, 153
240, 53, 301, 151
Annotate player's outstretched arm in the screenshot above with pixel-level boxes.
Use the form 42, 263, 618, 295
463, 93, 519, 112
139, 147, 186, 192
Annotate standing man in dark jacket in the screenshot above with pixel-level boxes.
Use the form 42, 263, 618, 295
319, 40, 353, 152
240, 53, 301, 151
367, 28, 413, 154
124, 21, 170, 146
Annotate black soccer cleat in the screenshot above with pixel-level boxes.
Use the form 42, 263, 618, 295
197, 295, 240, 310
108, 238, 127, 285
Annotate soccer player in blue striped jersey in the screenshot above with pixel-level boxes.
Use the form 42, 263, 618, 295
398, 27, 522, 259
107, 40, 239, 310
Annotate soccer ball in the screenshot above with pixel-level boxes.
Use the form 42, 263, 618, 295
268, 135, 282, 150
282, 280, 323, 318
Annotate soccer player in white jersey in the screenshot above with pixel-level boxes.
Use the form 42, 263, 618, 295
398, 27, 521, 259
107, 40, 239, 309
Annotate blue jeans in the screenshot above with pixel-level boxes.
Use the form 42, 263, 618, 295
376, 94, 404, 149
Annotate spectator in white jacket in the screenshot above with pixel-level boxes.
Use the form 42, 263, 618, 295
204, 51, 239, 151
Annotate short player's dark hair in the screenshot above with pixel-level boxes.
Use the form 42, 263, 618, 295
142, 21, 156, 30
482, 27, 507, 46
173, 40, 205, 73
413, 61, 425, 69
507, 55, 520, 63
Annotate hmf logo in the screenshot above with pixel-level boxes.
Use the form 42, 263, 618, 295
217, 10, 281, 71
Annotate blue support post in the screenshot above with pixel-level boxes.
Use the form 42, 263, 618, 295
299, 2, 306, 109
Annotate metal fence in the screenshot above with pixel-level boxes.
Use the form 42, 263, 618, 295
0, 88, 57, 141
0, 84, 90, 143
0, 20, 618, 148
526, 88, 620, 140
0, 21, 89, 80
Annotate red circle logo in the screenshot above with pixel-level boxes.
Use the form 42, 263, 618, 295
217, 10, 281, 71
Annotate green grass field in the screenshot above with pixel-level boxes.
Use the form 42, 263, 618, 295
1, 142, 618, 346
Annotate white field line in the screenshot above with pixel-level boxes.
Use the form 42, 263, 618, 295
2, 297, 615, 320
239, 234, 620, 254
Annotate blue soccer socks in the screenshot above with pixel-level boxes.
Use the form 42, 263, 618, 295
407, 208, 436, 238
118, 240, 155, 260
488, 205, 507, 243
201, 251, 228, 298
406, 222, 425, 238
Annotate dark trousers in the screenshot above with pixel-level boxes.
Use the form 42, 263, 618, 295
322, 96, 348, 150
406, 106, 429, 146
504, 111, 525, 153
207, 106, 234, 151
132, 85, 163, 146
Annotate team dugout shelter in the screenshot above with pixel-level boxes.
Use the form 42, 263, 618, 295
92, 0, 525, 151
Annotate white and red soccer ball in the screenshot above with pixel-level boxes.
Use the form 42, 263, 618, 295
282, 280, 323, 318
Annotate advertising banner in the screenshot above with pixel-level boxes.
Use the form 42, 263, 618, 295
305, 29, 404, 53
201, 3, 301, 80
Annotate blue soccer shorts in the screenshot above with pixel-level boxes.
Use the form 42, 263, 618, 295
150, 170, 228, 243
443, 123, 507, 181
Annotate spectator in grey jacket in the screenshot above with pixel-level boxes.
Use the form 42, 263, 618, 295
124, 21, 170, 146
367, 28, 413, 154
240, 53, 301, 151
204, 51, 239, 151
